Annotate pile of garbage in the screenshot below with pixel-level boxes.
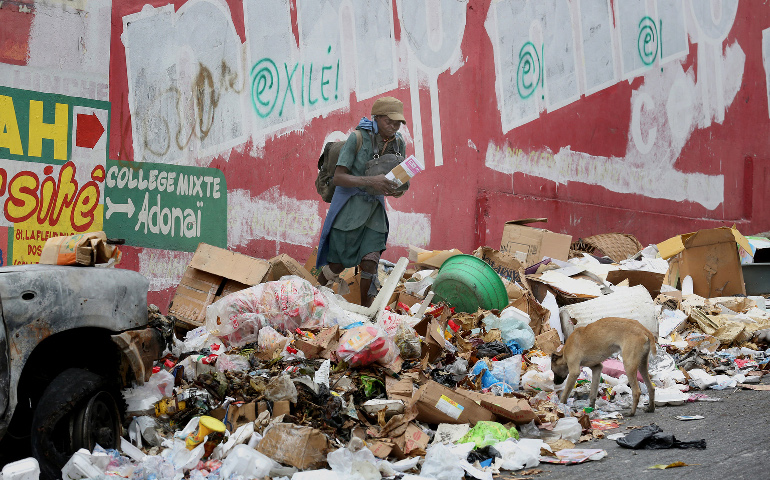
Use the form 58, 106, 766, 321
54, 227, 770, 480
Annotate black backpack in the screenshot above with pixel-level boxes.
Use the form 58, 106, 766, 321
316, 130, 364, 203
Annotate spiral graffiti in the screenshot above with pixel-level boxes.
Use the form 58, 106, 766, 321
251, 58, 280, 118
516, 42, 541, 100
637, 17, 658, 66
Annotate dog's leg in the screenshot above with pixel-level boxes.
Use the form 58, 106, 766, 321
623, 358, 642, 416
589, 365, 603, 408
640, 349, 655, 413
559, 370, 580, 405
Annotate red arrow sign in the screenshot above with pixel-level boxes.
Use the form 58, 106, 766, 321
76, 113, 104, 149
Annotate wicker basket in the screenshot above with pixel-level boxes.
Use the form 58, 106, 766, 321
570, 233, 643, 263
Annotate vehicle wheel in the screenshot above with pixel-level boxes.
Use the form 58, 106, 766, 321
31, 368, 122, 480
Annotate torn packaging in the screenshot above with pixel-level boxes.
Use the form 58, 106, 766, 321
294, 326, 340, 359
456, 388, 536, 425
658, 226, 752, 297
256, 423, 329, 469
409, 381, 496, 425
473, 246, 523, 282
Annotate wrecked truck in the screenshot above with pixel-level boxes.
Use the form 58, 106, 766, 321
0, 264, 167, 477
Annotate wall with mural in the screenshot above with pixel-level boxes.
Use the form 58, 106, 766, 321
0, 0, 768, 308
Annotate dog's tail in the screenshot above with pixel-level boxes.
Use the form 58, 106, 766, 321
647, 328, 657, 357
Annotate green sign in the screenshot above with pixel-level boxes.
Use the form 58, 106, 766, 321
104, 160, 227, 251
0, 85, 110, 164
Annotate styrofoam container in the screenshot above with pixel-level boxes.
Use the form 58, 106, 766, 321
2, 458, 40, 480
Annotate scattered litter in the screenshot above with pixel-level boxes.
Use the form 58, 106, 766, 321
649, 461, 690, 469
24, 228, 770, 477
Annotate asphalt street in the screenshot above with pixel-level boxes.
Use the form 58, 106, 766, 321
508, 378, 770, 480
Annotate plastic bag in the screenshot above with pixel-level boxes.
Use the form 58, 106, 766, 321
458, 421, 519, 449
258, 326, 288, 352
122, 370, 175, 412
394, 322, 422, 360
490, 355, 522, 390
521, 370, 555, 392
483, 309, 535, 350
337, 325, 400, 367
265, 374, 298, 403
206, 277, 342, 345
494, 438, 544, 471
542, 417, 581, 443
216, 353, 250, 372
219, 444, 278, 479
327, 443, 380, 480
421, 444, 464, 480
470, 360, 514, 394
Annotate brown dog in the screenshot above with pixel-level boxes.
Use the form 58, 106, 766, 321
551, 317, 656, 416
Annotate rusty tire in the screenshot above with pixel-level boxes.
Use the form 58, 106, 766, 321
31, 368, 120, 480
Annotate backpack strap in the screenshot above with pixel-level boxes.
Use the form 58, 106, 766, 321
354, 130, 363, 152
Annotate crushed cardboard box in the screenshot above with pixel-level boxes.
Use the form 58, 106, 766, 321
473, 246, 523, 282
500, 218, 572, 267
658, 226, 752, 298
169, 243, 271, 329
257, 423, 329, 470
409, 381, 496, 425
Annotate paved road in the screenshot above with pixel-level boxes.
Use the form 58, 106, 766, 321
510, 379, 770, 480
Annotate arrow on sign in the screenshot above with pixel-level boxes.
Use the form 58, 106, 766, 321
105, 197, 134, 219
76, 113, 104, 149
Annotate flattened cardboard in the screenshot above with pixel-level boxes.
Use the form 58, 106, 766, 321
416, 249, 463, 269
391, 423, 430, 457
606, 270, 665, 298
268, 253, 319, 285
369, 441, 395, 459
409, 381, 496, 425
455, 389, 535, 425
659, 227, 749, 298
170, 243, 270, 329
535, 328, 562, 354
189, 243, 271, 285
473, 246, 522, 282
500, 218, 572, 267
257, 423, 329, 470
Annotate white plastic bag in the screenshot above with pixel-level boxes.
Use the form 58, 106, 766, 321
521, 369, 555, 392
490, 355, 522, 390
421, 444, 464, 480
494, 438, 544, 471
542, 417, 581, 443
220, 444, 278, 479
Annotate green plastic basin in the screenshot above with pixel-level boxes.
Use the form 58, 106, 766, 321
432, 255, 508, 313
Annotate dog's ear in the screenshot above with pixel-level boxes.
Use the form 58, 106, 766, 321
552, 348, 563, 358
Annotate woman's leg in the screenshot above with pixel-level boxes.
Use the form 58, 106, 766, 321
358, 251, 382, 307
317, 262, 344, 286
